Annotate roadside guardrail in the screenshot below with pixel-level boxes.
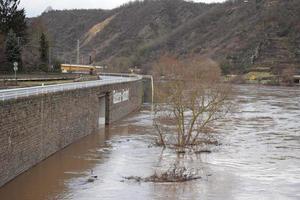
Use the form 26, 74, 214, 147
0, 75, 142, 101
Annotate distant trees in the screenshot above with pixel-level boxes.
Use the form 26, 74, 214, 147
110, 57, 132, 73
52, 59, 62, 72
0, 34, 6, 71
22, 18, 47, 72
220, 59, 234, 75
38, 32, 63, 73
4, 30, 21, 71
39, 33, 49, 71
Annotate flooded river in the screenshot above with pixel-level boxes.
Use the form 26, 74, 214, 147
0, 85, 299, 200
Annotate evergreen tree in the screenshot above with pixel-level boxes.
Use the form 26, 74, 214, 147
0, 0, 27, 40
39, 33, 49, 71
4, 29, 21, 71
1, 0, 26, 71
0, 34, 6, 68
10, 8, 27, 41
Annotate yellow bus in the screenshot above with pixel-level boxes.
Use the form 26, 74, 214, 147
61, 64, 103, 74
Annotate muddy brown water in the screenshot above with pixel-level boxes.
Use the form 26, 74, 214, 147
0, 85, 299, 200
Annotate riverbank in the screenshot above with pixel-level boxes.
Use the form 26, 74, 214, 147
226, 73, 300, 87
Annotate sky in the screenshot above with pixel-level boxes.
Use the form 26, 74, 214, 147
20, 0, 226, 17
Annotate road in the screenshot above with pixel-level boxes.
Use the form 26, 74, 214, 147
0, 75, 141, 101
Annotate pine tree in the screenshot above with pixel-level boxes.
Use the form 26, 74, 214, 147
0, 34, 6, 68
39, 33, 49, 72
0, 0, 27, 41
4, 29, 21, 71
1, 0, 26, 71
10, 8, 27, 41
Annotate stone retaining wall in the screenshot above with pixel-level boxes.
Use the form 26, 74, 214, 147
0, 79, 143, 187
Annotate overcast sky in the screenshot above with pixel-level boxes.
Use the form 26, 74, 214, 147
20, 0, 226, 17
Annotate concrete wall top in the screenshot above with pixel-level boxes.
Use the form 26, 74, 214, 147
0, 75, 142, 102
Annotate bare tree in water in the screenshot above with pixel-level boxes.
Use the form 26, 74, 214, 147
152, 55, 232, 148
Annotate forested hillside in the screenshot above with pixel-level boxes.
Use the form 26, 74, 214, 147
29, 0, 300, 74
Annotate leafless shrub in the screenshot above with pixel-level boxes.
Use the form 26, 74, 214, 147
152, 55, 232, 149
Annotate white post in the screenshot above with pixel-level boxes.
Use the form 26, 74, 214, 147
151, 75, 154, 113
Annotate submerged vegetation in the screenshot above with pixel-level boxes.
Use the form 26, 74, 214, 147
124, 165, 200, 183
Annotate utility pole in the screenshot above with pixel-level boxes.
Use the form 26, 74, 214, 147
77, 39, 80, 64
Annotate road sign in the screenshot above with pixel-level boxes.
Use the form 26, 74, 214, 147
13, 62, 18, 80
13, 62, 18, 72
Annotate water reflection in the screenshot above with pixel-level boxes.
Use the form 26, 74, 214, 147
0, 85, 299, 200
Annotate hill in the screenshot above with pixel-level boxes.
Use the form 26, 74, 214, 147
29, 0, 300, 74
